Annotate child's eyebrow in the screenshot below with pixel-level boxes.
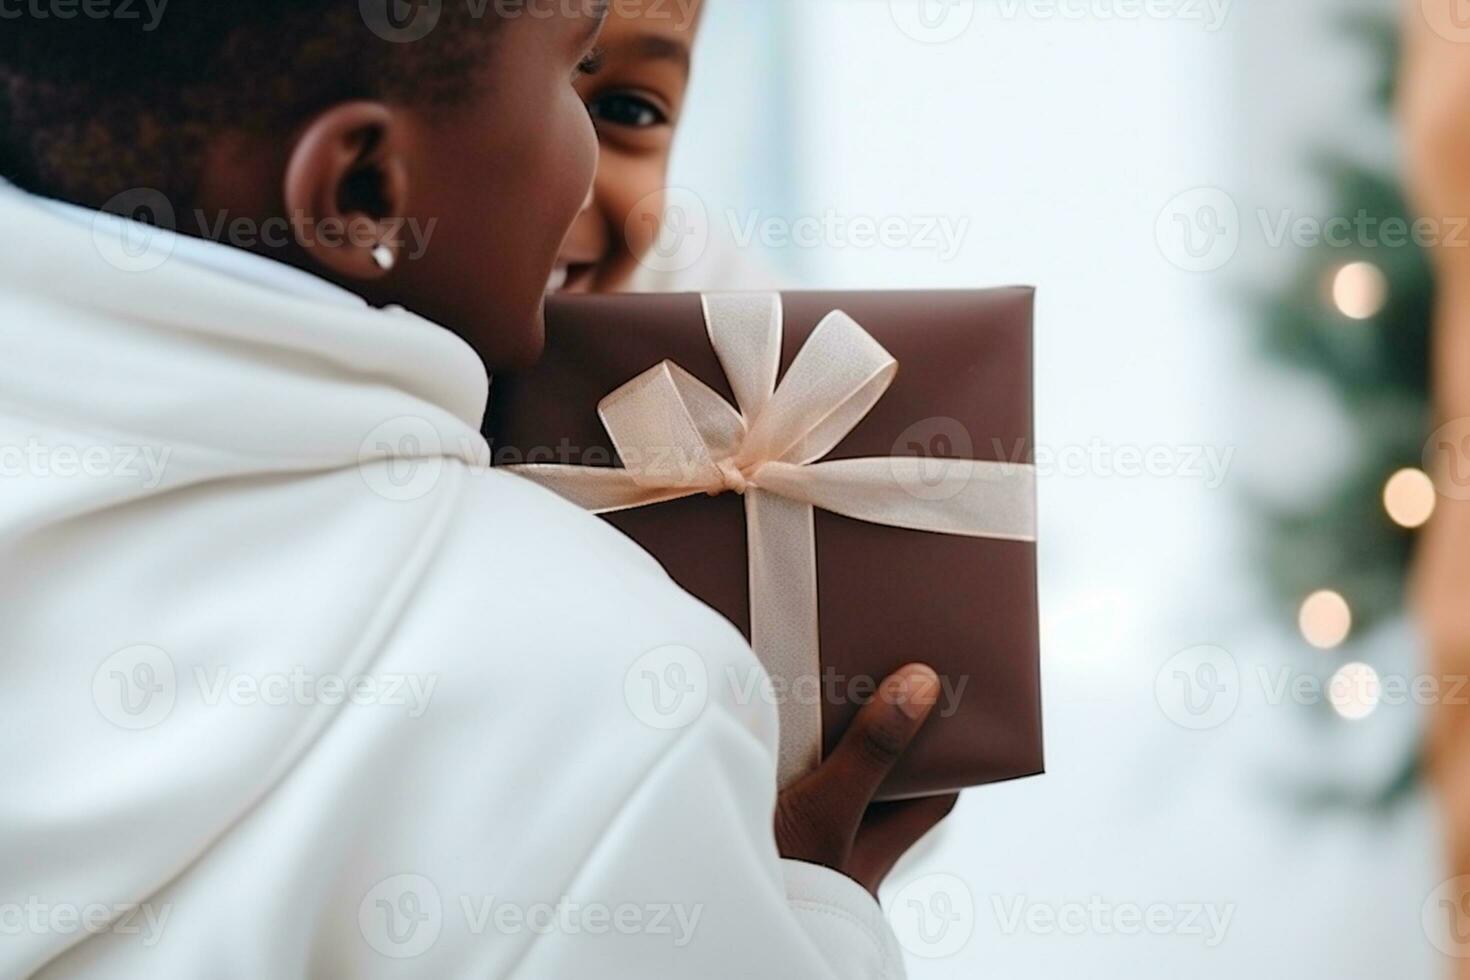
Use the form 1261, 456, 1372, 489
615, 35, 693, 76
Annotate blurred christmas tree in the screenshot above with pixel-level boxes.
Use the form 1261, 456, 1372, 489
1256, 12, 1434, 648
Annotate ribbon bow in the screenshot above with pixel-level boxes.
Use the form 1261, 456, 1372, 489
509, 294, 1036, 786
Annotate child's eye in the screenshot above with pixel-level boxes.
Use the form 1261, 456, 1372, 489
587, 92, 669, 129
576, 47, 606, 80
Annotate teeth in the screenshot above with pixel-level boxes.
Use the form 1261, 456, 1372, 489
545, 266, 569, 294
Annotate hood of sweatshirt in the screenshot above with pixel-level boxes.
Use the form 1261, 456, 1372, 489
0, 186, 498, 974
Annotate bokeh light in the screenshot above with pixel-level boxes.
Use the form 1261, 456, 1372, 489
1299, 589, 1353, 650
1328, 662, 1381, 721
1330, 261, 1389, 320
1383, 467, 1437, 529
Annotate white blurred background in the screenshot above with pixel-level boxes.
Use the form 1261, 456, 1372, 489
664, 0, 1444, 976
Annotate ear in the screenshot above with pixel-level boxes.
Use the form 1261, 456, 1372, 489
282, 102, 412, 282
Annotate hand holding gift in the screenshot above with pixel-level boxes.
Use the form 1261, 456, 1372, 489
775, 663, 960, 896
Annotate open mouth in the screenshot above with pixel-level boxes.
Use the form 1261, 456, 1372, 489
545, 262, 598, 295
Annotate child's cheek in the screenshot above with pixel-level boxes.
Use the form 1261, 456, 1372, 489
606, 159, 668, 266
628, 189, 665, 262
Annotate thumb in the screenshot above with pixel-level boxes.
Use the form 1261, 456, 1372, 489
797, 664, 942, 825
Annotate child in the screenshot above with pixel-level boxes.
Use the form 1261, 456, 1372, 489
554, 0, 785, 294
554, 0, 704, 294
0, 4, 954, 978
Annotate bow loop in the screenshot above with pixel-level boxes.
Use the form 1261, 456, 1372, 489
597, 360, 745, 493
597, 302, 896, 497
739, 311, 898, 467
702, 293, 783, 423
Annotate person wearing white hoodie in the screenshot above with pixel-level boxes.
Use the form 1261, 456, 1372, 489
0, 4, 959, 979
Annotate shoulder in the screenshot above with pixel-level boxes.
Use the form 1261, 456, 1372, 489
380, 461, 779, 764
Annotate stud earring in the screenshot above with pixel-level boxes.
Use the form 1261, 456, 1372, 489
370, 243, 397, 272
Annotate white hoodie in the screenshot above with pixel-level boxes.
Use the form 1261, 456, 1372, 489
0, 187, 907, 979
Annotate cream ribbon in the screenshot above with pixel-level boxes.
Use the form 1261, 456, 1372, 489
508, 293, 1037, 787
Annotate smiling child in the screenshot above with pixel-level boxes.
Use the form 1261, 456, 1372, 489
551, 0, 703, 293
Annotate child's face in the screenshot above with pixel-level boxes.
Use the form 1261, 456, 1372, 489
389, 6, 606, 368
201, 4, 609, 372
550, 0, 703, 294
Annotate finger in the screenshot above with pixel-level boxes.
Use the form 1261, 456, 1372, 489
850, 794, 960, 895
855, 795, 959, 863
794, 664, 942, 825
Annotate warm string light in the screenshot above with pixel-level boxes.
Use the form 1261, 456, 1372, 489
1328, 662, 1381, 721
1298, 589, 1352, 650
1330, 261, 1388, 320
1291, 265, 1396, 720
1296, 592, 1376, 719
1383, 467, 1436, 529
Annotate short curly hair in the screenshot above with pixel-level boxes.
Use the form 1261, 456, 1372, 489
0, 2, 501, 210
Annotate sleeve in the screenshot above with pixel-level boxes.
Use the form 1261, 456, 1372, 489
494, 702, 908, 980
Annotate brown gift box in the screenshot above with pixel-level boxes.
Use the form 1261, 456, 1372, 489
485, 289, 1042, 800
